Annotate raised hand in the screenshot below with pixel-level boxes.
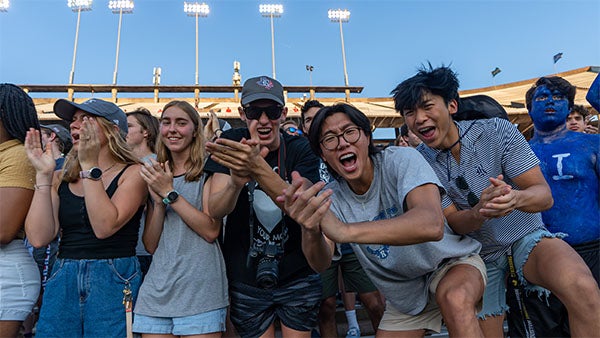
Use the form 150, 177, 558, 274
77, 117, 101, 169
204, 110, 221, 141
24, 128, 56, 175
478, 174, 517, 218
140, 159, 174, 198
276, 171, 332, 233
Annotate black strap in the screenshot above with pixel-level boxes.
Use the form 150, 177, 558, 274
507, 247, 537, 338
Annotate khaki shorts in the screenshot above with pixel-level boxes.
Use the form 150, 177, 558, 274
378, 254, 486, 334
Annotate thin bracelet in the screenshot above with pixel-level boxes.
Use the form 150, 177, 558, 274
215, 128, 223, 135
34, 184, 52, 190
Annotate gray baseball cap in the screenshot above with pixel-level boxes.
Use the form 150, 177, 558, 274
241, 76, 285, 106
41, 123, 73, 152
54, 98, 128, 134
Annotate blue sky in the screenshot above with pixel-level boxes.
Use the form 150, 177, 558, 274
1, 0, 599, 99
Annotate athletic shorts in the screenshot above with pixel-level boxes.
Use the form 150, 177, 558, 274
229, 274, 321, 338
320, 251, 377, 299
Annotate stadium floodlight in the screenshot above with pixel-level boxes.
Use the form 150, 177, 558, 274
328, 9, 351, 86
184, 2, 210, 85
67, 0, 93, 85
108, 0, 134, 85
259, 4, 283, 79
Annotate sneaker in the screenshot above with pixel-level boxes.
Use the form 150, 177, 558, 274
346, 326, 361, 338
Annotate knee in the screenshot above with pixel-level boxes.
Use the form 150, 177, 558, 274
319, 297, 337, 318
436, 285, 478, 316
557, 275, 600, 308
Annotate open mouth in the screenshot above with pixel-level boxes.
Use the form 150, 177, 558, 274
257, 127, 271, 137
418, 126, 435, 138
545, 108, 556, 113
339, 153, 357, 169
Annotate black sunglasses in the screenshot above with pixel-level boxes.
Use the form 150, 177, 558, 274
243, 105, 283, 120
455, 175, 480, 207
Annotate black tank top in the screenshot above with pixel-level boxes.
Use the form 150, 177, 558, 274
58, 165, 143, 259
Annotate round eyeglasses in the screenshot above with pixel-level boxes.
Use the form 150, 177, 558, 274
320, 127, 362, 150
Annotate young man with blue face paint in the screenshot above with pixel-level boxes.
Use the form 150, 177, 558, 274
391, 65, 600, 337
507, 76, 600, 337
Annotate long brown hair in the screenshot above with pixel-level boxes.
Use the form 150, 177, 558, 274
156, 100, 205, 182
62, 117, 139, 182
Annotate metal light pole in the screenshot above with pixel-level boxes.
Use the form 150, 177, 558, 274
109, 0, 134, 85
328, 9, 350, 87
67, 0, 93, 85
184, 2, 209, 85
259, 4, 283, 79
306, 65, 314, 87
0, 0, 9, 12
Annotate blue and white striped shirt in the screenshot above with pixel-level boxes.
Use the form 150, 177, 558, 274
418, 118, 547, 262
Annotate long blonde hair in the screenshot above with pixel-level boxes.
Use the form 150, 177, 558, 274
156, 100, 205, 182
62, 117, 139, 182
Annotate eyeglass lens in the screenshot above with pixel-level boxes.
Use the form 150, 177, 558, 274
244, 105, 282, 120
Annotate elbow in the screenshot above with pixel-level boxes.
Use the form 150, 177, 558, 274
201, 228, 221, 243
310, 259, 331, 273
424, 214, 445, 242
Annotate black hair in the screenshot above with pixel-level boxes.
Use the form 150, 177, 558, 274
570, 104, 589, 118
391, 64, 460, 115
300, 100, 325, 121
400, 124, 409, 137
525, 76, 576, 112
0, 84, 40, 142
307, 103, 380, 179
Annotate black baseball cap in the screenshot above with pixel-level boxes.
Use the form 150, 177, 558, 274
241, 76, 285, 106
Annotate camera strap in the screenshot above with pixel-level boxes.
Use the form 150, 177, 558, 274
246, 135, 287, 268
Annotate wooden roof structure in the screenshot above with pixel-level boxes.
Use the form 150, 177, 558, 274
25, 66, 598, 135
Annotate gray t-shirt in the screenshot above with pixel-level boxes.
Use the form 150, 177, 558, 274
327, 147, 481, 315
134, 174, 228, 317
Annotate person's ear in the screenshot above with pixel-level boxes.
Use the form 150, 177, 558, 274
238, 106, 247, 122
280, 107, 288, 122
448, 99, 458, 115
142, 129, 149, 139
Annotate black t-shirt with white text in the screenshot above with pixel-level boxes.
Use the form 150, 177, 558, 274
204, 128, 321, 286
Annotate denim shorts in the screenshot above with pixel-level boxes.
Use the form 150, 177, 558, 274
229, 274, 322, 338
0, 240, 41, 321
133, 307, 227, 335
36, 256, 141, 337
478, 228, 563, 319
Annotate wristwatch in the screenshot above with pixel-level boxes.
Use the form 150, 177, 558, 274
162, 190, 180, 205
80, 167, 103, 180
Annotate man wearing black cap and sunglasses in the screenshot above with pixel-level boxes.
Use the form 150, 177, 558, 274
204, 76, 330, 338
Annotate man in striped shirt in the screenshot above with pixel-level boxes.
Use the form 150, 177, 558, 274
391, 65, 600, 337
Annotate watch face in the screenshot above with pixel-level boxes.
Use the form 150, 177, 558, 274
89, 167, 103, 179
167, 191, 179, 201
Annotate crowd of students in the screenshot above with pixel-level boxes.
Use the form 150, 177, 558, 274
0, 68, 598, 338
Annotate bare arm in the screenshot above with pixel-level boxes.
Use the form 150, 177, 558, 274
142, 191, 165, 254
83, 165, 148, 239
321, 183, 445, 245
204, 173, 245, 219
277, 171, 334, 272
0, 187, 34, 244
23, 129, 61, 247
445, 169, 553, 234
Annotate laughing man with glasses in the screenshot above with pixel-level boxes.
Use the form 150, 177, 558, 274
392, 65, 600, 337
204, 76, 328, 338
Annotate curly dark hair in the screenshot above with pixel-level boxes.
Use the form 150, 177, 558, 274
0, 84, 40, 142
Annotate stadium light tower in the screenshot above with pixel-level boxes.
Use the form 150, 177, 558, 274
0, 0, 9, 12
259, 4, 283, 79
109, 0, 134, 85
328, 9, 350, 87
184, 2, 209, 85
67, 0, 93, 85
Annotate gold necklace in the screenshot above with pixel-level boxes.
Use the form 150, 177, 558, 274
103, 162, 118, 173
